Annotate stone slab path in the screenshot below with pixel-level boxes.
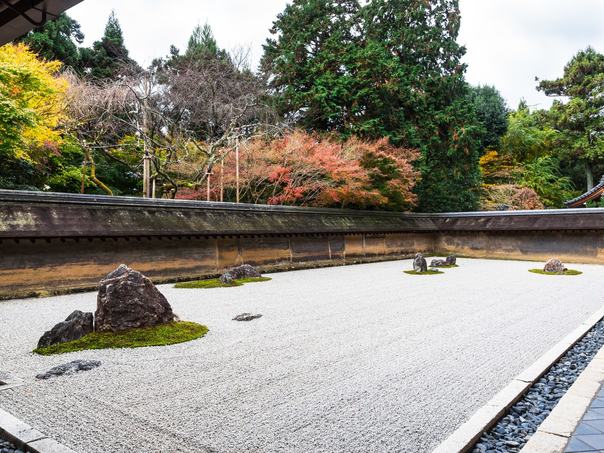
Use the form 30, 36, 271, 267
565, 384, 604, 452
1, 258, 604, 453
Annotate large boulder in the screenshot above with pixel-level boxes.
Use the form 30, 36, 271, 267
543, 258, 566, 274
95, 265, 175, 332
37, 310, 94, 349
430, 258, 447, 268
219, 264, 261, 284
413, 253, 428, 273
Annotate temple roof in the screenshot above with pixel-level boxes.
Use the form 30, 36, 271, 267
564, 175, 604, 208
0, 0, 82, 45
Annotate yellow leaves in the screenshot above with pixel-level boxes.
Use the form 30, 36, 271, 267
0, 43, 68, 158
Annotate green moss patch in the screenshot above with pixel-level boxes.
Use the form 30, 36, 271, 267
404, 270, 444, 275
34, 321, 208, 355
429, 264, 459, 269
174, 276, 271, 289
529, 269, 583, 276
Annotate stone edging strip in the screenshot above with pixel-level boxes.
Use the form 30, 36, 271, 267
433, 305, 604, 453
0, 407, 76, 453
519, 343, 604, 452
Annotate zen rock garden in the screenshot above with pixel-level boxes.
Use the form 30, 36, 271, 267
34, 264, 208, 362
1, 257, 603, 453
530, 258, 583, 276
404, 253, 457, 275
35, 263, 268, 362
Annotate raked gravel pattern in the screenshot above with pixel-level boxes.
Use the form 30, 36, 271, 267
0, 258, 603, 453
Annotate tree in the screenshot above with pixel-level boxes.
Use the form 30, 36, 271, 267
0, 43, 68, 190
209, 130, 420, 209
537, 47, 604, 190
158, 24, 277, 197
184, 23, 229, 61
468, 85, 508, 151
19, 13, 84, 70
261, 0, 361, 131
80, 11, 136, 79
262, 0, 483, 212
480, 184, 543, 211
500, 102, 559, 162
517, 156, 575, 208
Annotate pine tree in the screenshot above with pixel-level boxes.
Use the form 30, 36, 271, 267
537, 47, 604, 191
19, 13, 84, 70
80, 11, 135, 79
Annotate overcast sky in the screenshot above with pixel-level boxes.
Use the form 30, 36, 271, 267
68, 0, 604, 110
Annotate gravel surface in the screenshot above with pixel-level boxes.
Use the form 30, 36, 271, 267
473, 318, 604, 453
0, 258, 603, 453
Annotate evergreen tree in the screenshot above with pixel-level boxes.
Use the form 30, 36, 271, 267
537, 47, 604, 190
261, 0, 361, 131
185, 23, 229, 61
80, 11, 135, 79
19, 13, 84, 70
262, 0, 482, 211
468, 85, 508, 151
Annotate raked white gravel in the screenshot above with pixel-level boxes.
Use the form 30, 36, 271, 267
0, 258, 603, 453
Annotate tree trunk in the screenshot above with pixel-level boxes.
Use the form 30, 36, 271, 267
585, 161, 594, 191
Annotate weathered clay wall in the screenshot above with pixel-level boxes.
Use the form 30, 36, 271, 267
436, 231, 604, 264
0, 233, 435, 298
1, 189, 604, 299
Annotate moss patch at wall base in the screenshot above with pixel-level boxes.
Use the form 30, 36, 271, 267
33, 321, 208, 355
529, 269, 583, 276
174, 277, 272, 289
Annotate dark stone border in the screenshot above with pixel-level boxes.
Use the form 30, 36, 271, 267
434, 307, 604, 452
473, 318, 604, 452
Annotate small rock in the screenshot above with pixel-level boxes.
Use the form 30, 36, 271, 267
37, 310, 93, 348
219, 272, 235, 285
36, 360, 101, 380
232, 313, 262, 322
95, 265, 174, 332
543, 258, 566, 274
446, 255, 457, 265
413, 253, 428, 272
218, 264, 262, 285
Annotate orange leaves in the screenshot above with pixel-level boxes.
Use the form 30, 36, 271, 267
222, 130, 420, 210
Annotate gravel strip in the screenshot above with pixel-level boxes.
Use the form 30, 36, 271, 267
1, 259, 604, 452
473, 319, 604, 453
0, 438, 24, 453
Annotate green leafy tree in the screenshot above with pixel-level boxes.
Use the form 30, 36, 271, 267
537, 47, 604, 190
19, 14, 84, 70
80, 10, 136, 79
467, 85, 508, 151
500, 102, 559, 162
517, 156, 575, 208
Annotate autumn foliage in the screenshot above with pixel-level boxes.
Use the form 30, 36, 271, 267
180, 131, 420, 210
